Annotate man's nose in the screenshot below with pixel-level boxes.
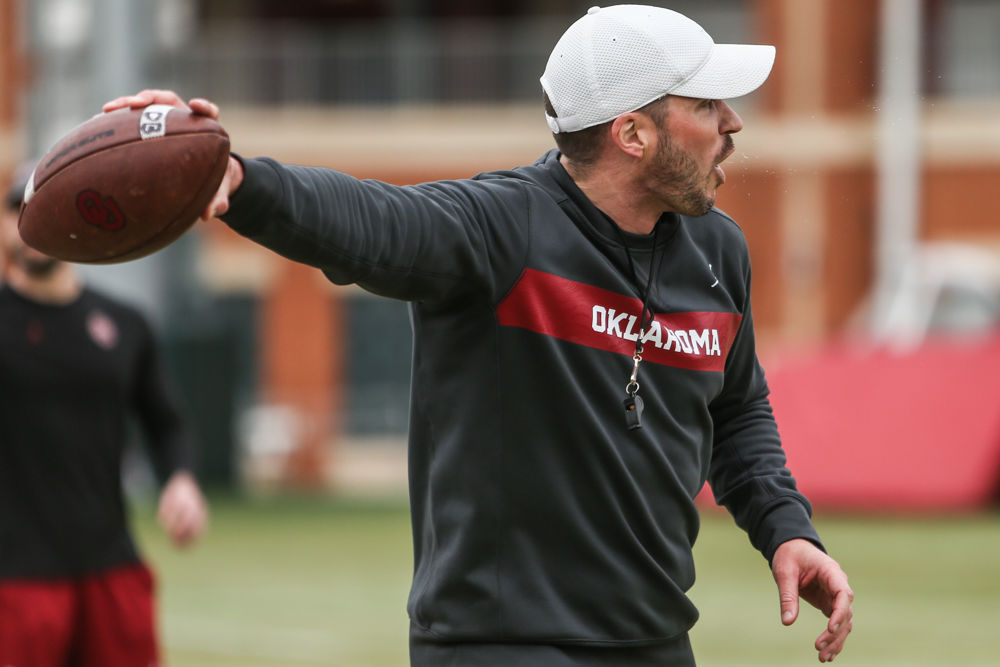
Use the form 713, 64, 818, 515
719, 100, 743, 135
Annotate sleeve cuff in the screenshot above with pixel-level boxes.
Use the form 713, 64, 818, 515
219, 154, 283, 236
755, 499, 825, 564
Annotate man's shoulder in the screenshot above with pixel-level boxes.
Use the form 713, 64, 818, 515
684, 207, 749, 245
678, 207, 754, 276
705, 206, 744, 232
456, 151, 569, 211
469, 150, 559, 186
411, 154, 561, 217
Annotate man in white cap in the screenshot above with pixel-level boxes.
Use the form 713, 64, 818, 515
105, 4, 853, 665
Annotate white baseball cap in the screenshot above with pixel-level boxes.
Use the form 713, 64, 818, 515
540, 5, 776, 134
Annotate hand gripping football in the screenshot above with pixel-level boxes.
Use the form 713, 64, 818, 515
18, 105, 230, 264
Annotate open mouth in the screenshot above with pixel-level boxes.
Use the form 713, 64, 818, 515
717, 136, 735, 165
713, 138, 735, 185
713, 164, 726, 185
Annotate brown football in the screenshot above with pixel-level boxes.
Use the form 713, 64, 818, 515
17, 105, 230, 264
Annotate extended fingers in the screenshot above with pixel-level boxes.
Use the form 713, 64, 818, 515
815, 616, 852, 662
103, 88, 187, 113
771, 554, 803, 625
771, 541, 854, 663
101, 89, 219, 119
815, 589, 854, 662
188, 97, 221, 119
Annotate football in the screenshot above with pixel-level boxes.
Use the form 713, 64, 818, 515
17, 105, 230, 264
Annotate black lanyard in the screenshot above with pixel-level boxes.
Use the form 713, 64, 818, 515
612, 221, 662, 430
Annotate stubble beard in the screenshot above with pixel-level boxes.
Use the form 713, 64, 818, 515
652, 130, 733, 217
14, 249, 61, 277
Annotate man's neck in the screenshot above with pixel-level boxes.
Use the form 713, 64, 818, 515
560, 154, 661, 235
5, 264, 82, 305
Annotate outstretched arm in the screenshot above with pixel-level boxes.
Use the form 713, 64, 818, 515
104, 89, 532, 304
771, 538, 854, 663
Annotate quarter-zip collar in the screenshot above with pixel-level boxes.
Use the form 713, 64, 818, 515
524, 150, 680, 252
514, 150, 680, 298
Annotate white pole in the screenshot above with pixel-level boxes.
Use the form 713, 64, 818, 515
83, 0, 168, 322
872, 0, 923, 338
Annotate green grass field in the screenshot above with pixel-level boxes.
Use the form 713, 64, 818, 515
132, 496, 1000, 666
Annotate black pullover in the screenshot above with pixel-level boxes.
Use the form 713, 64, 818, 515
0, 285, 194, 578
221, 149, 821, 649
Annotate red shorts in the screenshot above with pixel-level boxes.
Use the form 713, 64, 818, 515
0, 563, 159, 667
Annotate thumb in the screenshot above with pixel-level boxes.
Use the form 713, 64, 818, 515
775, 567, 800, 626
200, 156, 242, 221
202, 187, 230, 221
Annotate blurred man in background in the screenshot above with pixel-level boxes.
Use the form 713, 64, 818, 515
107, 4, 853, 666
0, 161, 208, 666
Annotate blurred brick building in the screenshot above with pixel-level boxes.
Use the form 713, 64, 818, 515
2, 0, 998, 490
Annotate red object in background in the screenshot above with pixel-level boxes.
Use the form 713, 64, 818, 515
765, 333, 1000, 511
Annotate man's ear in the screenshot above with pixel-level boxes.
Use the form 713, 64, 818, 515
610, 112, 655, 160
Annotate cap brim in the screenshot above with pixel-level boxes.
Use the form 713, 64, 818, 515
670, 43, 775, 100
